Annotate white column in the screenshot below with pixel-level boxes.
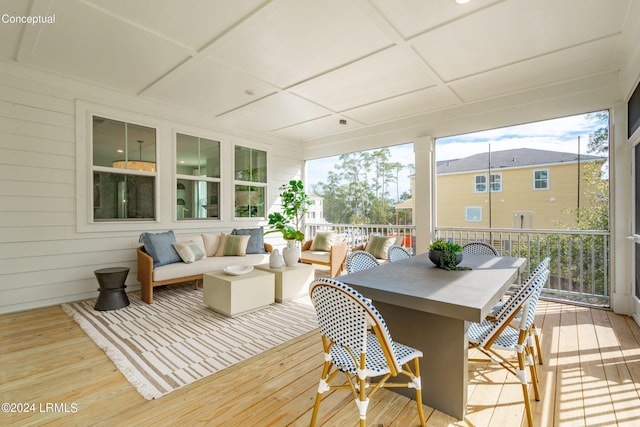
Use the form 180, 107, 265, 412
612, 102, 633, 315
414, 136, 434, 254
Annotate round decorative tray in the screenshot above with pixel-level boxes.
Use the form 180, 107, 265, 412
223, 265, 254, 276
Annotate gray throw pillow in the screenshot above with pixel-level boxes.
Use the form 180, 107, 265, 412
231, 227, 266, 254
139, 230, 182, 267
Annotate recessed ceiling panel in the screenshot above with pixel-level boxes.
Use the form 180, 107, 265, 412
143, 57, 277, 115
274, 115, 363, 140
290, 47, 438, 112
26, 1, 191, 93
345, 86, 461, 124
85, 0, 265, 50
203, 0, 393, 88
217, 92, 331, 132
450, 37, 618, 102
411, 0, 630, 81
371, 0, 503, 38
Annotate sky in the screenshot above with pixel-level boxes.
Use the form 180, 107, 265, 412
305, 111, 608, 201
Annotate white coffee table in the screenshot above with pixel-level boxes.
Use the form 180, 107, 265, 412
203, 269, 275, 317
255, 263, 315, 302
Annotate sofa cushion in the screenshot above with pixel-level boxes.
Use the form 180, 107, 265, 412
202, 233, 221, 257
215, 233, 250, 256
365, 235, 396, 260
300, 250, 330, 264
310, 231, 336, 251
232, 227, 266, 254
139, 230, 181, 267
173, 240, 205, 263
153, 254, 269, 282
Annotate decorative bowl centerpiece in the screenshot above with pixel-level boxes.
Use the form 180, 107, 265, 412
223, 265, 254, 276
428, 240, 465, 270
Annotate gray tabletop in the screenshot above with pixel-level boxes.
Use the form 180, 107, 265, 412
340, 253, 527, 323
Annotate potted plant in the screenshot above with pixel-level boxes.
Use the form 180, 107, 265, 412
265, 180, 312, 265
428, 240, 466, 270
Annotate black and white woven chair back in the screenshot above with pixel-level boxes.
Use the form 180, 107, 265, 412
462, 241, 499, 256
346, 250, 380, 273
478, 271, 548, 348
309, 278, 400, 372
387, 245, 411, 262
492, 257, 550, 319
519, 270, 548, 331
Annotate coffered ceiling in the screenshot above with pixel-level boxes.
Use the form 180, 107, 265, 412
1, 0, 637, 142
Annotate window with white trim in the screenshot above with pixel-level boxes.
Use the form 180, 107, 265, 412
92, 116, 157, 221
465, 206, 482, 222
474, 173, 502, 192
176, 133, 221, 220
533, 169, 549, 190
234, 145, 267, 218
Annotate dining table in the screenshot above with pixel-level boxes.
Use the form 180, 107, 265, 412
340, 252, 527, 420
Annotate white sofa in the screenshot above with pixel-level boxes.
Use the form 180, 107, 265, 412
137, 232, 271, 304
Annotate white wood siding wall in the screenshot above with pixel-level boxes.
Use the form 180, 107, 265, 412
0, 66, 303, 314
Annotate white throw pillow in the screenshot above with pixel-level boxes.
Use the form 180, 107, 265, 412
202, 233, 221, 257
172, 240, 205, 263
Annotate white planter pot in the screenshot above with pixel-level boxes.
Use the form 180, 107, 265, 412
282, 240, 300, 266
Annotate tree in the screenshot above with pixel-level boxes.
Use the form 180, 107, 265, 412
313, 148, 410, 224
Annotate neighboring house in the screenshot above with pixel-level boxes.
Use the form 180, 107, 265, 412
306, 195, 327, 224
436, 148, 607, 229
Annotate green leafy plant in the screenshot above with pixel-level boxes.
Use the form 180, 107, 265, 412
429, 240, 463, 252
265, 180, 312, 242
428, 240, 470, 271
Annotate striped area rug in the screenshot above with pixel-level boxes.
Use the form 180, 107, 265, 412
62, 284, 319, 400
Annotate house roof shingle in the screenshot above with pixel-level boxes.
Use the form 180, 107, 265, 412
436, 148, 605, 174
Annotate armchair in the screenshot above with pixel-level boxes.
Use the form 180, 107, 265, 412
300, 237, 348, 278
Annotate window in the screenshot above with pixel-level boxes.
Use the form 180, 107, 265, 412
234, 145, 267, 218
533, 169, 549, 190
92, 116, 156, 221
176, 133, 221, 220
474, 173, 501, 192
474, 175, 486, 192
490, 173, 502, 192
466, 207, 482, 222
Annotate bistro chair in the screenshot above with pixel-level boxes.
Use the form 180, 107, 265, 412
462, 241, 499, 256
490, 257, 551, 365
308, 278, 426, 427
387, 245, 412, 262
346, 250, 380, 273
468, 269, 549, 427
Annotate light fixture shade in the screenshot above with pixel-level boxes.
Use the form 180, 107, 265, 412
112, 160, 156, 172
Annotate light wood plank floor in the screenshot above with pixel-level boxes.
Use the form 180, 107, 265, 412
1, 299, 639, 426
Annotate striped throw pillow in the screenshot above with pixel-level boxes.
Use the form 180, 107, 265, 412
215, 233, 250, 257
365, 235, 395, 260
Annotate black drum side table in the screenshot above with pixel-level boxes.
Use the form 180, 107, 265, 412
94, 267, 130, 311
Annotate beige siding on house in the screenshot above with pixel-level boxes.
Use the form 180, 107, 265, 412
0, 67, 303, 314
436, 162, 604, 229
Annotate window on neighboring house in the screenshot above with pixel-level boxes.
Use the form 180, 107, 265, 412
533, 169, 549, 190
474, 173, 502, 192
474, 175, 486, 192
234, 145, 267, 218
176, 133, 221, 220
92, 116, 157, 221
490, 173, 502, 192
466, 206, 482, 222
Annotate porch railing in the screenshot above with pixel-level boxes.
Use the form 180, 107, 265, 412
435, 227, 610, 307
305, 223, 610, 308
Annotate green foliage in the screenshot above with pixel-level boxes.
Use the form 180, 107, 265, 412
265, 180, 311, 241
313, 148, 409, 225
429, 240, 469, 271
429, 239, 462, 252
